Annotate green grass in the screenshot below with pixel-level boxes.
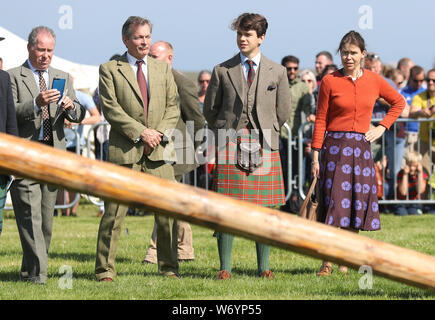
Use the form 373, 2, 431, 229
0, 200, 434, 300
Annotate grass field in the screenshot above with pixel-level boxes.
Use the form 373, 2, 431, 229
0, 200, 434, 300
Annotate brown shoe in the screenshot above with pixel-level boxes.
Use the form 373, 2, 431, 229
316, 262, 332, 276
258, 270, 275, 279
169, 274, 180, 280
99, 277, 113, 282
217, 270, 231, 280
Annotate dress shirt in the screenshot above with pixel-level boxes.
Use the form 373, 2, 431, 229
240, 52, 261, 81
126, 52, 149, 92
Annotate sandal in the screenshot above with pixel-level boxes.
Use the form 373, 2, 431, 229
316, 262, 332, 276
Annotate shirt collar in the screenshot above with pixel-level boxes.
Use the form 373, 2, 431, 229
240, 52, 261, 67
27, 59, 48, 74
126, 52, 148, 66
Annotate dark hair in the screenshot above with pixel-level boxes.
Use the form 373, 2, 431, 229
122, 16, 153, 39
320, 64, 338, 79
281, 55, 299, 66
316, 51, 333, 62
410, 65, 425, 78
337, 30, 366, 54
231, 13, 268, 37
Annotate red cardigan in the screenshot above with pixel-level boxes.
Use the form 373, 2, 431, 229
312, 69, 405, 150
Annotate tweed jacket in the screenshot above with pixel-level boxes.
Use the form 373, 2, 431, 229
98, 53, 180, 165
204, 54, 291, 151
8, 61, 85, 150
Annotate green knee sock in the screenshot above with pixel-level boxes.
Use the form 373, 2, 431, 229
256, 242, 270, 274
217, 232, 234, 273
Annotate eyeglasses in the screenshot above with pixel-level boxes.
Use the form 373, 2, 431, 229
286, 67, 298, 71
425, 78, 435, 83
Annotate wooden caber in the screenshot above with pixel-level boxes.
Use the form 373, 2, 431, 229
0, 132, 433, 290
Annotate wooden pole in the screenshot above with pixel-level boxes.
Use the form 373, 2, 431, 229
0, 132, 434, 290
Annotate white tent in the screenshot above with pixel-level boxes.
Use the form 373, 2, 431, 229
0, 26, 99, 91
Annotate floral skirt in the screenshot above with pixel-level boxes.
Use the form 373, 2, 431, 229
318, 132, 381, 231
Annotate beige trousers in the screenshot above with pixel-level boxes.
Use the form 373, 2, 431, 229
144, 220, 194, 263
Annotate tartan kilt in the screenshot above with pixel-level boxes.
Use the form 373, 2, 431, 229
212, 128, 285, 207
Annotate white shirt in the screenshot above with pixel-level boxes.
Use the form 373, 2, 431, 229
240, 52, 261, 81
126, 52, 149, 92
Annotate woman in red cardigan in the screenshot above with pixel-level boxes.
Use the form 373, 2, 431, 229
311, 31, 405, 276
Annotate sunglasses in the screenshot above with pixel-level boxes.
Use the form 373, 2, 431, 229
425, 78, 435, 83
199, 80, 210, 83
286, 67, 298, 71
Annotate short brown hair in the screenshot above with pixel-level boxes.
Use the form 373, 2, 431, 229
122, 16, 153, 39
231, 13, 268, 37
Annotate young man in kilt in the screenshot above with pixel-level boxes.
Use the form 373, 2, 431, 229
204, 13, 292, 279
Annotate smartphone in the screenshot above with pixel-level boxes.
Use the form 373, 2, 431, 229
51, 77, 66, 104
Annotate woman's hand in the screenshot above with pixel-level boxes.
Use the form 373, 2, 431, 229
311, 150, 320, 178
365, 125, 386, 143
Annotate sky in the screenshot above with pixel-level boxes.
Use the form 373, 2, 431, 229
1, 0, 434, 72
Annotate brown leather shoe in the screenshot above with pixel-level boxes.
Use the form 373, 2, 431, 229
316, 262, 332, 276
99, 277, 113, 282
258, 270, 275, 279
217, 270, 231, 280
169, 274, 180, 280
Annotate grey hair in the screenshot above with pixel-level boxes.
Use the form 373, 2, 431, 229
299, 69, 318, 91
122, 16, 153, 39
28, 26, 56, 47
197, 70, 211, 82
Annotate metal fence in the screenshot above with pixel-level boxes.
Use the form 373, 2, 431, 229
4, 118, 435, 211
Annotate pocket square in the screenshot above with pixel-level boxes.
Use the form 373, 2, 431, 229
267, 85, 277, 91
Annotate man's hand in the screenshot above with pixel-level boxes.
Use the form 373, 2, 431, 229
60, 96, 75, 111
64, 119, 73, 129
140, 128, 163, 148
365, 125, 386, 143
35, 89, 60, 107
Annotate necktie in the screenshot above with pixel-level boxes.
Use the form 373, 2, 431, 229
38, 71, 53, 142
136, 60, 149, 124
247, 60, 255, 87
